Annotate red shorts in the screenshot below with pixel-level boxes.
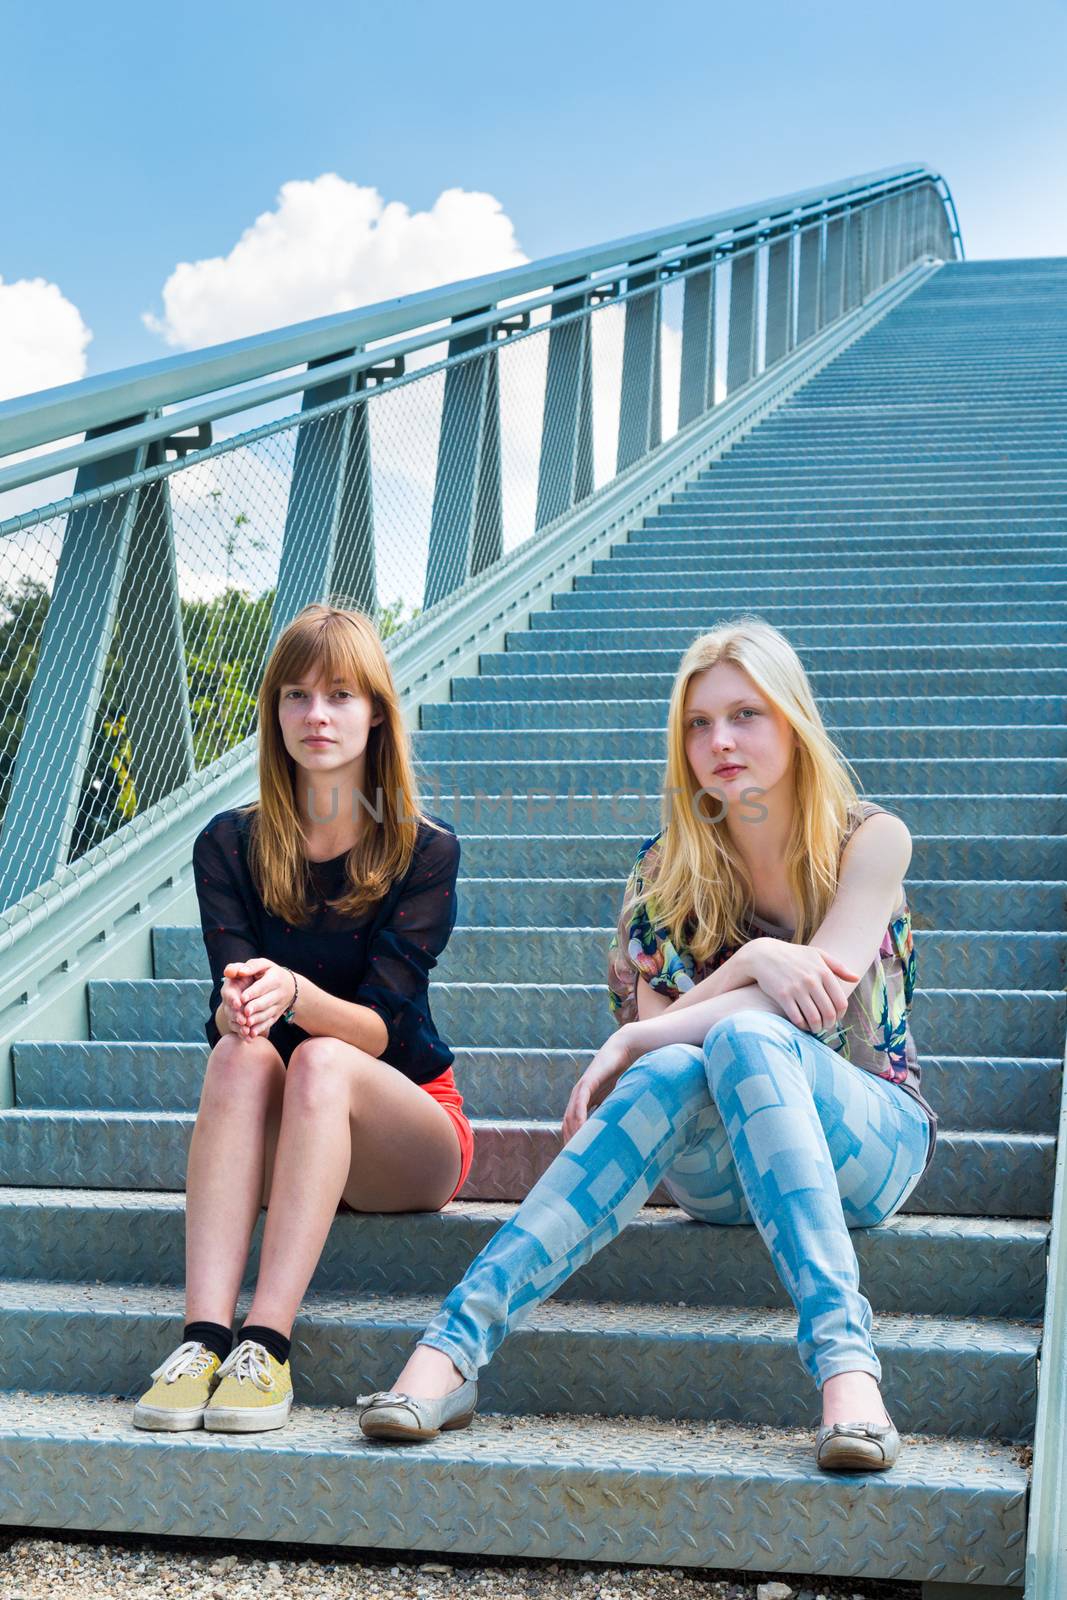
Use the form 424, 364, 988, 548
419, 1065, 476, 1203
335, 1064, 474, 1213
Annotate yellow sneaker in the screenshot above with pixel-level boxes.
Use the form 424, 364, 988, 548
132, 1340, 223, 1431
203, 1338, 294, 1433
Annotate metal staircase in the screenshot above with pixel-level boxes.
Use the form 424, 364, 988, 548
0, 256, 1063, 1596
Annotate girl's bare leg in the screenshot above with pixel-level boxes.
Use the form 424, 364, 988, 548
184, 1034, 287, 1325
242, 1037, 463, 1337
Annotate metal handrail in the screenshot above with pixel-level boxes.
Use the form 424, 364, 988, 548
0, 161, 960, 472
0, 203, 866, 510
0, 163, 958, 930
0, 213, 818, 503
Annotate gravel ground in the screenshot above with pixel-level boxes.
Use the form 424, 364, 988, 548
0, 1530, 924, 1600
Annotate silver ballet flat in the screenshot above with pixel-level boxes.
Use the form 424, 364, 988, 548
356, 1377, 479, 1441
815, 1416, 901, 1472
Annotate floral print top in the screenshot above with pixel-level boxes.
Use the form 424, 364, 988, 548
606, 800, 936, 1160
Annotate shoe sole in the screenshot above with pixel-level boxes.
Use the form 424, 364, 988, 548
203, 1397, 294, 1433
132, 1403, 206, 1431
359, 1410, 476, 1442
817, 1444, 898, 1472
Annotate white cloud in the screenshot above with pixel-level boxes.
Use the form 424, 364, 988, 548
0, 275, 92, 403
135, 174, 695, 619
143, 174, 530, 350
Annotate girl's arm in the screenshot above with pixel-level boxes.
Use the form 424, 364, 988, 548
192, 822, 262, 1047
624, 979, 786, 1059
620, 812, 912, 1061
238, 827, 462, 1056
285, 980, 389, 1056
633, 943, 760, 1022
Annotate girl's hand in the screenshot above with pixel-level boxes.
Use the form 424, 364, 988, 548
562, 1027, 641, 1144
223, 959, 293, 1039
220, 968, 256, 1039
741, 938, 861, 1032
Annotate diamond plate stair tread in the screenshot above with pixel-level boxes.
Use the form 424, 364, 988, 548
429, 802, 1067, 844
12, 1041, 1063, 1135
539, 595, 1066, 615
411, 754, 1067, 791
86, 978, 1067, 1060
0, 1109, 1053, 1218
479, 641, 1067, 667
448, 679, 1064, 705
0, 1392, 1028, 1585
0, 1280, 1038, 1438
0, 1191, 1048, 1320
416, 725, 1064, 758
424, 698, 1067, 730
153, 920, 1066, 990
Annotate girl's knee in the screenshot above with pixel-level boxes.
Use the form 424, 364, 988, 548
608, 1042, 711, 1125
283, 1038, 354, 1115
625, 1042, 707, 1093
702, 1009, 800, 1081
203, 1035, 285, 1108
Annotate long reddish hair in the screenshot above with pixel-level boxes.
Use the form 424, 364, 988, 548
236, 603, 447, 926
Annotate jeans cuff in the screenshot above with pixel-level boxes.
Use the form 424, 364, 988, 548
416, 1335, 478, 1383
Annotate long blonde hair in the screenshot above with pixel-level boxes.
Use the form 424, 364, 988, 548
640, 614, 866, 963
236, 603, 446, 926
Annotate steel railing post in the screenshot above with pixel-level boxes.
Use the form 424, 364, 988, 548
0, 419, 152, 907
536, 282, 595, 528
764, 233, 794, 369
616, 258, 662, 471
726, 247, 758, 394
424, 312, 503, 609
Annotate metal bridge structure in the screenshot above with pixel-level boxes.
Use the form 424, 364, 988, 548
0, 163, 1064, 1599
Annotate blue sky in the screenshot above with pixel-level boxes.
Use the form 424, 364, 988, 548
3, 0, 1065, 388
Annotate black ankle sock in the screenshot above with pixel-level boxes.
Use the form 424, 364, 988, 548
238, 1323, 291, 1365
183, 1320, 233, 1363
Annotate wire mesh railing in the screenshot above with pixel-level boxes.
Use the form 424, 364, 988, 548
0, 166, 960, 919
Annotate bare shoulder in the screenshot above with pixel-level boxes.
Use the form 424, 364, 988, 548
843, 808, 913, 875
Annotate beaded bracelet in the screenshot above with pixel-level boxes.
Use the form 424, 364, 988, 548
281, 967, 299, 1024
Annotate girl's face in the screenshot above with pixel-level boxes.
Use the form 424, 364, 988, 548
277, 670, 383, 774
682, 662, 796, 803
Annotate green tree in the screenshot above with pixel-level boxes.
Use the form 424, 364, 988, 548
0, 530, 425, 858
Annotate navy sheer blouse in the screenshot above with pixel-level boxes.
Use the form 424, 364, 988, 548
192, 808, 460, 1083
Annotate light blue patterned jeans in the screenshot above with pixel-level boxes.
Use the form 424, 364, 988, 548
417, 1009, 933, 1388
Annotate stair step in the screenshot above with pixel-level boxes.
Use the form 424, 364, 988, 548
411, 753, 1067, 796
681, 476, 1067, 492
0, 1391, 1029, 1584
533, 599, 1066, 626
414, 724, 1065, 760
0, 1190, 1047, 1318
0, 1281, 1038, 1440
485, 642, 1066, 670
13, 1040, 1062, 1134
449, 677, 1067, 717
152, 920, 1067, 990
508, 622, 1066, 648
412, 787, 1067, 838
86, 977, 1067, 1056
574, 565, 1065, 591
424, 695, 1067, 732
416, 790, 1067, 831
0, 1109, 1053, 1218
656, 486, 1067, 502
605, 512, 1067, 531
339, 872, 1067, 932
556, 579, 1065, 605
